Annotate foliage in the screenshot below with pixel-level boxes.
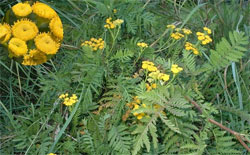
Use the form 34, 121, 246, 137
0, 0, 249, 155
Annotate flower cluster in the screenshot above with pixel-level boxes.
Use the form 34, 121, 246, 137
171, 64, 183, 74
104, 17, 123, 29
185, 42, 199, 55
171, 32, 184, 40
182, 28, 192, 35
146, 83, 157, 91
126, 96, 146, 120
0, 1, 63, 66
166, 24, 175, 29
137, 42, 148, 48
81, 38, 105, 51
142, 61, 157, 72
59, 93, 78, 106
148, 70, 170, 82
196, 27, 212, 45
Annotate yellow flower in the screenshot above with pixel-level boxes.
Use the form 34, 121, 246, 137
152, 83, 157, 89
62, 94, 78, 106
81, 38, 104, 51
47, 153, 56, 155
137, 42, 148, 48
171, 64, 183, 74
146, 83, 152, 91
133, 104, 139, 110
35, 33, 60, 55
171, 32, 184, 40
49, 17, 63, 40
12, 2, 32, 17
113, 19, 124, 26
166, 24, 175, 29
203, 27, 212, 34
12, 19, 38, 41
136, 113, 145, 120
32, 2, 57, 19
8, 38, 28, 57
160, 74, 170, 81
182, 28, 192, 35
0, 23, 11, 44
185, 42, 199, 55
22, 49, 47, 66
113, 9, 117, 13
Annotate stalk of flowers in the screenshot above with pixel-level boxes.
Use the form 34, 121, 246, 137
59, 93, 78, 106
0, 1, 63, 66
104, 17, 124, 29
185, 42, 199, 55
81, 38, 105, 51
196, 27, 212, 45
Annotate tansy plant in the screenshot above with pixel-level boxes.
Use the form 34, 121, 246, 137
0, 1, 63, 65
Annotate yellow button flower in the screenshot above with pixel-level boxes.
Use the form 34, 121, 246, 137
49, 17, 64, 40
35, 33, 60, 55
0, 23, 11, 44
8, 38, 28, 57
12, 19, 38, 41
32, 2, 57, 19
171, 64, 183, 74
22, 49, 47, 66
12, 2, 32, 17
166, 24, 175, 29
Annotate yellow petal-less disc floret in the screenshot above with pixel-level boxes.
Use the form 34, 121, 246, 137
35, 33, 60, 55
8, 38, 28, 57
49, 17, 63, 40
12, 2, 32, 17
12, 19, 38, 41
22, 49, 47, 66
32, 2, 57, 19
0, 23, 11, 44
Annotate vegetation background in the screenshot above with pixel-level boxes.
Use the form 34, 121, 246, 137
0, 0, 249, 154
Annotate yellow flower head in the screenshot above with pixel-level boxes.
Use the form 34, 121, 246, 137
137, 42, 148, 48
12, 2, 32, 17
59, 93, 78, 106
8, 38, 28, 57
166, 24, 175, 29
81, 37, 104, 51
203, 27, 212, 34
47, 153, 56, 155
35, 33, 60, 55
113, 9, 117, 14
185, 42, 199, 55
22, 49, 47, 66
32, 2, 57, 19
160, 74, 170, 81
113, 19, 124, 26
136, 113, 145, 120
0, 23, 11, 44
49, 17, 63, 40
12, 19, 38, 41
171, 64, 183, 74
182, 28, 192, 35
171, 32, 184, 40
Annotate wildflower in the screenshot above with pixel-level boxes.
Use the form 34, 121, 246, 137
136, 113, 145, 120
137, 42, 148, 48
166, 24, 175, 29
182, 28, 192, 35
149, 70, 160, 80
12, 19, 38, 41
113, 19, 124, 26
171, 32, 184, 40
185, 42, 199, 55
32, 2, 57, 19
81, 38, 105, 51
49, 17, 63, 40
0, 23, 11, 44
203, 27, 212, 34
159, 74, 170, 81
142, 61, 157, 72
47, 153, 56, 155
152, 83, 157, 89
35, 33, 60, 55
12, 2, 32, 17
22, 49, 47, 66
171, 64, 183, 74
146, 83, 152, 91
59, 93, 78, 106
196, 31, 212, 45
8, 38, 28, 57
133, 96, 141, 104
113, 9, 117, 13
